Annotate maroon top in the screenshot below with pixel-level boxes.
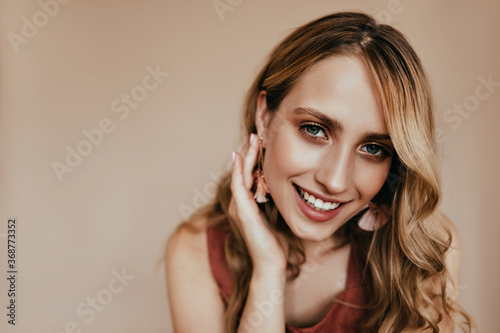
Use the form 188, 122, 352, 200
206, 226, 369, 333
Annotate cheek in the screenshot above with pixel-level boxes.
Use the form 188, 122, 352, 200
353, 160, 392, 198
263, 129, 320, 186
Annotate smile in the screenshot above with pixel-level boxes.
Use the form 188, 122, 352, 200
292, 184, 347, 223
297, 186, 341, 211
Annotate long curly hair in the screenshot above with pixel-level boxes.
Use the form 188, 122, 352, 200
192, 11, 474, 332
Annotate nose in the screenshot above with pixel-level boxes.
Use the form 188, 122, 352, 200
314, 146, 353, 195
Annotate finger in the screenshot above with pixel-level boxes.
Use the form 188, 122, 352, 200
239, 135, 251, 158
231, 152, 250, 201
231, 152, 259, 218
243, 134, 259, 189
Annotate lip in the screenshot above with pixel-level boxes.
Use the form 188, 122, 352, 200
292, 183, 347, 223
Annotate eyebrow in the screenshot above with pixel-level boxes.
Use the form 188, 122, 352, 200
362, 132, 392, 143
292, 106, 392, 142
292, 107, 344, 133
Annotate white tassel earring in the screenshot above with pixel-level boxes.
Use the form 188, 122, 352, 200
358, 202, 390, 231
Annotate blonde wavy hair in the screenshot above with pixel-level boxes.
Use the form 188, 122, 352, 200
192, 11, 474, 332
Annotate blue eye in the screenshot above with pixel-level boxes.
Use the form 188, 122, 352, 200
300, 123, 328, 141
364, 144, 381, 155
361, 143, 390, 161
306, 125, 324, 136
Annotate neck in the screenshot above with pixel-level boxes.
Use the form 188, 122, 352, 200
301, 234, 346, 260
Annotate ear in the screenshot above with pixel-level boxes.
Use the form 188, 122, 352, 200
255, 91, 271, 148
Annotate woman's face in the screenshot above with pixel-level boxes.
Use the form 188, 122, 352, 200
257, 55, 394, 242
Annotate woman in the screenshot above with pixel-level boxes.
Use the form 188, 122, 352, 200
165, 12, 474, 332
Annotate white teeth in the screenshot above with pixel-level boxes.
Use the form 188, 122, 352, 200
307, 195, 315, 204
314, 199, 323, 208
298, 186, 341, 212
329, 202, 340, 209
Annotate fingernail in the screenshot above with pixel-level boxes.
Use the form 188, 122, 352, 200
232, 151, 236, 162
250, 133, 257, 145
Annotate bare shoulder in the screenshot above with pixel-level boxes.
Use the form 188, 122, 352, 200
164, 214, 209, 263
164, 213, 215, 291
164, 214, 226, 332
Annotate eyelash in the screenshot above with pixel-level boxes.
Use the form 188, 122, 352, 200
299, 122, 328, 141
298, 122, 392, 161
360, 144, 391, 161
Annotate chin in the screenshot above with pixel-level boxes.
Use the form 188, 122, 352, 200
285, 218, 339, 243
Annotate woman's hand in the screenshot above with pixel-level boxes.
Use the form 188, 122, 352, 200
229, 133, 289, 277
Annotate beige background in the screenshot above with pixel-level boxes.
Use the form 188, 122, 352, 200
1, 0, 499, 332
